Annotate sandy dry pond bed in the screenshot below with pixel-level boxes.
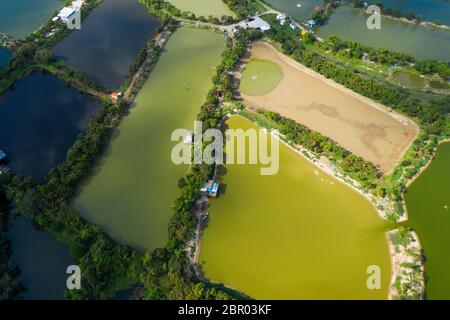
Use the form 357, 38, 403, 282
239, 42, 418, 173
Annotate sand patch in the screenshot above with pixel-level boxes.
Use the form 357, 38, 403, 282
239, 42, 419, 173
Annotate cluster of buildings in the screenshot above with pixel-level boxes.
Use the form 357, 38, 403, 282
52, 0, 85, 23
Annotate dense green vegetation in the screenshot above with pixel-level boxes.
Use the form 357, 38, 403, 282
389, 227, 424, 300
0, 187, 25, 300
0, 0, 157, 298
140, 0, 237, 24
264, 15, 448, 127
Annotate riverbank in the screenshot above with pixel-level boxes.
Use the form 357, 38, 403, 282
405, 139, 450, 189
398, 138, 450, 225
386, 229, 425, 299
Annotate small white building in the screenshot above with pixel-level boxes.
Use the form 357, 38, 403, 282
58, 7, 77, 23
247, 17, 271, 32
72, 0, 85, 10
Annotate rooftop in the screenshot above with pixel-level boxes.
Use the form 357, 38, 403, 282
247, 17, 271, 32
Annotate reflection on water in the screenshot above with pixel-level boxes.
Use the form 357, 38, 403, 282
0, 0, 64, 38
53, 0, 160, 89
0, 72, 101, 180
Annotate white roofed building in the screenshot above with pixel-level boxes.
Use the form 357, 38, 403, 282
247, 17, 271, 32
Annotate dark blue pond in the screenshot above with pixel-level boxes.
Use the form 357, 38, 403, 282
0, 48, 12, 68
0, 72, 101, 180
53, 0, 160, 89
8, 216, 73, 299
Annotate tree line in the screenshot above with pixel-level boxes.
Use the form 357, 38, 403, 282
262, 12, 449, 220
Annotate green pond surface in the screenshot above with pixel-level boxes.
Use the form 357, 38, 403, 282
317, 5, 450, 61
406, 142, 450, 299
265, 0, 323, 21
200, 116, 392, 299
74, 27, 225, 253
392, 70, 425, 88
239, 59, 284, 96
0, 0, 64, 38
8, 216, 73, 299
167, 0, 235, 18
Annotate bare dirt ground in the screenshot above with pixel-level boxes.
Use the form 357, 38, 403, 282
239, 42, 419, 173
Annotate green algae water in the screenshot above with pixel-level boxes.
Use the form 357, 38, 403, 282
74, 28, 225, 253
406, 142, 450, 299
167, 0, 235, 18
0, 0, 64, 38
240, 59, 284, 96
0, 48, 12, 68
317, 5, 450, 61
200, 116, 391, 299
